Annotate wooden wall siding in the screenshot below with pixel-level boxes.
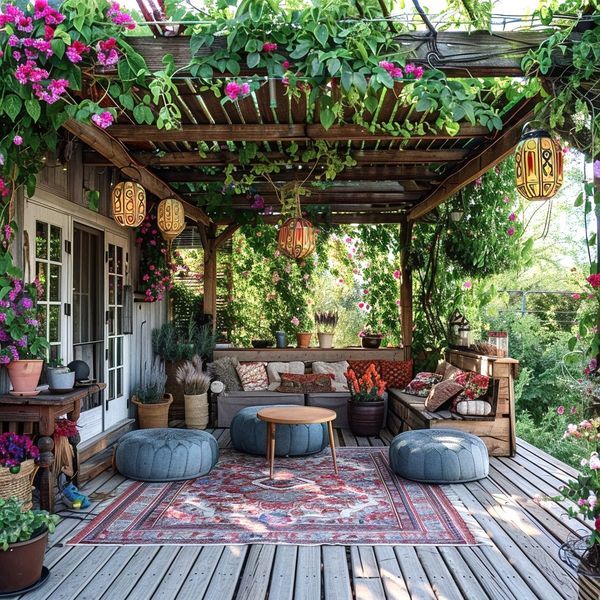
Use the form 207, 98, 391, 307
214, 348, 408, 362
386, 350, 518, 457
36, 157, 69, 199
82, 164, 115, 218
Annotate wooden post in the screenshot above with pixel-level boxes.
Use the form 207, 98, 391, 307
400, 218, 413, 359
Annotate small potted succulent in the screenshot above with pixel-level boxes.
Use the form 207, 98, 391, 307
345, 364, 387, 436
45, 360, 75, 393
132, 357, 172, 429
0, 497, 59, 594
175, 356, 211, 429
314, 311, 338, 349
0, 432, 40, 510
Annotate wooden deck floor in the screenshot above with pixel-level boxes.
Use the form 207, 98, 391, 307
18, 429, 597, 600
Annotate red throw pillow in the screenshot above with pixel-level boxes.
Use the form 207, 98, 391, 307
380, 360, 413, 390
276, 373, 334, 393
347, 360, 381, 378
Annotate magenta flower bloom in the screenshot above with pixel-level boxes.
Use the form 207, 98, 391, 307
262, 42, 278, 52
507, 227, 515, 236
66, 40, 89, 63
107, 2, 136, 29
463, 281, 472, 289
393, 270, 400, 280
91, 111, 113, 129
508, 212, 516, 221
225, 81, 242, 100
12, 135, 23, 146
556, 405, 565, 415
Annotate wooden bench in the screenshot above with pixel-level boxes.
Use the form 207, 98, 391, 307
387, 350, 518, 457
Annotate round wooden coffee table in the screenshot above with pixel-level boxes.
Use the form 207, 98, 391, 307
257, 406, 338, 478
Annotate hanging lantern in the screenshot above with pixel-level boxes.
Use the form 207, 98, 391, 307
514, 126, 563, 201
277, 216, 316, 259
111, 181, 146, 227
448, 309, 471, 348
157, 198, 186, 242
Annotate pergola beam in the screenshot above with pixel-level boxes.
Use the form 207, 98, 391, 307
215, 213, 406, 225
63, 120, 211, 226
188, 192, 423, 204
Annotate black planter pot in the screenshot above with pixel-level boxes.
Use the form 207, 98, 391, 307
348, 400, 385, 436
0, 528, 48, 594
361, 336, 382, 349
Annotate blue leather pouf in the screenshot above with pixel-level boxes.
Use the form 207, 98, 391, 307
389, 429, 489, 483
230, 405, 329, 457
115, 428, 219, 482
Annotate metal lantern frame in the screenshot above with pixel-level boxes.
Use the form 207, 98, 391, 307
514, 124, 563, 201
276, 188, 317, 260
111, 180, 146, 227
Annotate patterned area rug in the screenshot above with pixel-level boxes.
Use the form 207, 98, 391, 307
69, 447, 488, 546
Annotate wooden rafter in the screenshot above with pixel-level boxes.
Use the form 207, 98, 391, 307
63, 120, 211, 226
216, 213, 406, 225
193, 192, 423, 205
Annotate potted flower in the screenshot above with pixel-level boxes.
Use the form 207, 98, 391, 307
45, 360, 75, 393
360, 328, 384, 349
0, 432, 39, 510
0, 276, 49, 395
291, 315, 313, 348
132, 358, 173, 429
175, 356, 211, 429
345, 364, 387, 436
314, 311, 338, 349
0, 497, 59, 594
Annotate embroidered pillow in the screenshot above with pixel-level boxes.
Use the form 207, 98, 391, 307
276, 373, 334, 393
266, 361, 305, 385
459, 372, 490, 400
455, 399, 493, 416
403, 372, 443, 397
435, 360, 448, 376
443, 364, 467, 383
347, 360, 381, 378
311, 361, 349, 385
380, 360, 413, 390
236, 362, 269, 391
424, 380, 464, 411
207, 357, 241, 392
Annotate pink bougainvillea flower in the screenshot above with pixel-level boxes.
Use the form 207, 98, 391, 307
508, 212, 516, 221
282, 60, 291, 69
363, 289, 369, 294
262, 42, 278, 52
393, 269, 400, 279
571, 406, 577, 414
572, 293, 581, 300
66, 40, 89, 64
345, 236, 352, 243
96, 38, 119, 66
91, 111, 113, 129
12, 135, 22, 146
463, 281, 472, 289
507, 227, 515, 236
358, 302, 365, 309
290, 316, 300, 327
107, 2, 136, 29
241, 82, 250, 95
225, 81, 242, 100
474, 177, 482, 187
396, 299, 401, 305
586, 273, 600, 289
556, 405, 565, 415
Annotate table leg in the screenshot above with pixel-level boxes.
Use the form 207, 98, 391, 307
37, 433, 55, 513
269, 423, 276, 479
327, 422, 338, 475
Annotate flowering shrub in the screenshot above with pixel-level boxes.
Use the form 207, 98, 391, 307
345, 364, 386, 402
0, 432, 39, 469
0, 269, 48, 363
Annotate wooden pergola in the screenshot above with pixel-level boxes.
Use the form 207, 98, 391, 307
63, 28, 565, 356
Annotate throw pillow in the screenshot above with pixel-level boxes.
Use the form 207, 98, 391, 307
455, 399, 493, 416
266, 361, 305, 385
347, 360, 381, 378
380, 360, 413, 389
435, 360, 448, 376
276, 373, 334, 393
457, 372, 490, 400
403, 372, 443, 397
424, 380, 464, 411
236, 362, 269, 391
207, 357, 241, 392
442, 364, 466, 382
311, 361, 349, 385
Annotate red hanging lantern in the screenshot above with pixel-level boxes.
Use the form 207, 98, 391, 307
514, 126, 563, 201
277, 216, 316, 259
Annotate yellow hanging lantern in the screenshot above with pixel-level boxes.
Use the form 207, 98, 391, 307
111, 181, 146, 227
277, 216, 316, 259
514, 126, 563, 201
157, 198, 186, 242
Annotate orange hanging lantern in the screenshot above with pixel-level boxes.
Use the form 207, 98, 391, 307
514, 126, 563, 201
111, 181, 146, 227
157, 198, 186, 242
277, 216, 316, 259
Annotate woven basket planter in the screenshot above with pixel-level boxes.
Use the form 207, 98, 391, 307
184, 393, 209, 429
0, 459, 37, 511
132, 394, 173, 429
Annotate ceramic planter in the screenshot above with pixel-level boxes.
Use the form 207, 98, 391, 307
132, 394, 173, 429
347, 400, 385, 436
361, 335, 383, 349
0, 528, 47, 594
275, 331, 287, 348
184, 392, 209, 429
317, 332, 334, 349
6, 360, 44, 395
296, 332, 312, 348
45, 367, 75, 393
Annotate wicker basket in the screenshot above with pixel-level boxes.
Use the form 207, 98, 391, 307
184, 393, 209, 429
0, 459, 38, 511
132, 394, 173, 429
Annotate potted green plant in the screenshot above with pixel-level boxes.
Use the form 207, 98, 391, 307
132, 358, 172, 429
291, 315, 313, 348
0, 275, 49, 395
0, 497, 59, 594
0, 432, 40, 510
175, 356, 211, 429
314, 311, 338, 349
345, 364, 387, 436
45, 360, 75, 393
360, 327, 384, 349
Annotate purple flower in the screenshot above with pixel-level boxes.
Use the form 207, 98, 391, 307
594, 160, 600, 180
556, 405, 565, 415
107, 2, 136, 29
13, 135, 23, 146
91, 111, 113, 129
463, 281, 472, 289
20, 297, 33, 309
507, 227, 516, 236
508, 212, 516, 221
251, 194, 265, 210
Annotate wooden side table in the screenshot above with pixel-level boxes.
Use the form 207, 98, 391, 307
257, 406, 338, 478
0, 384, 105, 513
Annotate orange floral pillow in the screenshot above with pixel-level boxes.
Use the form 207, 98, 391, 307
380, 360, 413, 390
347, 360, 381, 378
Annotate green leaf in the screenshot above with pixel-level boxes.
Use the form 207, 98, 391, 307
119, 94, 135, 111
327, 58, 341, 76
25, 99, 41, 123
227, 59, 241, 76
416, 97, 433, 112
133, 104, 146, 124
574, 192, 584, 207
315, 24, 329, 47
247, 52, 260, 69
51, 38, 65, 59
320, 107, 335, 130
3, 95, 21, 121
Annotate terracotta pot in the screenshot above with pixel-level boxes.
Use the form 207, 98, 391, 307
361, 335, 382, 349
347, 400, 385, 436
0, 528, 47, 594
296, 332, 312, 348
132, 394, 173, 429
317, 332, 334, 349
6, 360, 43, 394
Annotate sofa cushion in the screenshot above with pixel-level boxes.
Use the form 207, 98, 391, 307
266, 361, 305, 385
442, 364, 466, 382
403, 372, 443, 397
455, 399, 493, 416
311, 361, 349, 385
424, 380, 464, 412
347, 360, 381, 378
276, 373, 334, 393
380, 360, 413, 389
207, 357, 241, 392
236, 362, 269, 391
